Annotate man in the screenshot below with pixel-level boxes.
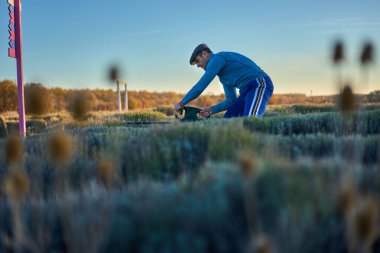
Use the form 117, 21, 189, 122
174, 44, 274, 118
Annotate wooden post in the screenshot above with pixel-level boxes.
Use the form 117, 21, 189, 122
124, 82, 128, 111
117, 81, 121, 112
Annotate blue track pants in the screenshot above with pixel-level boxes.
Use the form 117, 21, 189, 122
224, 75, 274, 118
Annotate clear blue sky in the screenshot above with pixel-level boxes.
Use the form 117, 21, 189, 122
1, 0, 379, 95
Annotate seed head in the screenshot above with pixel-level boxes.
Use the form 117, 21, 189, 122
48, 132, 73, 166
97, 158, 116, 187
337, 176, 358, 214
68, 93, 92, 120
238, 152, 258, 177
360, 42, 374, 66
338, 85, 356, 113
5, 135, 23, 165
4, 168, 29, 201
25, 83, 51, 115
332, 40, 345, 64
108, 65, 119, 83
347, 197, 379, 251
251, 234, 275, 253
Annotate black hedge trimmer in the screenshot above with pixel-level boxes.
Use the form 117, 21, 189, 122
175, 106, 204, 122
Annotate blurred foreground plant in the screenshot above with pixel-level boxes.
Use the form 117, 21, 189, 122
338, 85, 357, 114
3, 167, 30, 252
68, 92, 93, 121
97, 156, 116, 187
5, 135, 23, 166
48, 132, 73, 166
347, 197, 379, 253
251, 234, 276, 253
332, 40, 345, 89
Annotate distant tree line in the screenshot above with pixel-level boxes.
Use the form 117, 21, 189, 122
0, 80, 379, 113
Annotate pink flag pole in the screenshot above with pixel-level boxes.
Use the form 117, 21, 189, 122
14, 0, 26, 137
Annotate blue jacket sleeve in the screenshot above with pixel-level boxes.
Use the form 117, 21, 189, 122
181, 55, 226, 105
210, 85, 237, 114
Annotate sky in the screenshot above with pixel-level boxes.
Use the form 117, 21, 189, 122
1, 0, 379, 96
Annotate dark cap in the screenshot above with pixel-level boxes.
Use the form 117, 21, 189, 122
189, 44, 210, 65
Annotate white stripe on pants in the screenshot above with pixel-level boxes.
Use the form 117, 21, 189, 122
248, 77, 266, 117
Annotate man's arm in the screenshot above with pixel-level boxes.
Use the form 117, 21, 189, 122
180, 55, 226, 105
209, 85, 237, 114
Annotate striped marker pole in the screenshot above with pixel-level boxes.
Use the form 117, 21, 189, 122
8, 0, 26, 137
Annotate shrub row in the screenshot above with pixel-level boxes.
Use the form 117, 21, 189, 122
245, 110, 380, 135
1, 124, 378, 199
265, 104, 380, 117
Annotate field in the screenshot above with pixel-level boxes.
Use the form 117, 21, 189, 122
1, 104, 380, 253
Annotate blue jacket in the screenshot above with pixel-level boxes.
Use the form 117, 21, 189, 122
181, 52, 269, 113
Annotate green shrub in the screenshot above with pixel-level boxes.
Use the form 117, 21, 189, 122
153, 106, 176, 116
105, 111, 171, 126
244, 110, 380, 135
26, 119, 47, 133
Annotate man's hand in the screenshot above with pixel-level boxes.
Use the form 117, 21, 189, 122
174, 102, 184, 112
199, 107, 212, 118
